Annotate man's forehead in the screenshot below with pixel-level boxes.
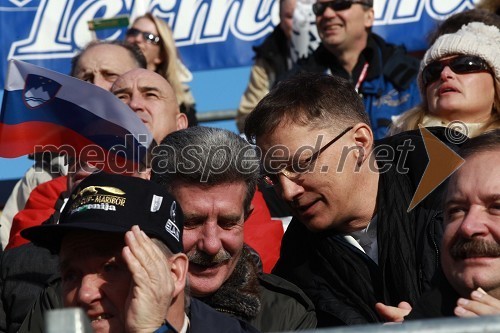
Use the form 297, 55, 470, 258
81, 44, 130, 63
257, 123, 330, 153
447, 151, 500, 197
115, 69, 170, 90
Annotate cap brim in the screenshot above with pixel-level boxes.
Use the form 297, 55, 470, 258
21, 223, 132, 252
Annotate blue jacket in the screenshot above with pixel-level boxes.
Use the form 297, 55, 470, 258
292, 33, 421, 139
154, 298, 260, 333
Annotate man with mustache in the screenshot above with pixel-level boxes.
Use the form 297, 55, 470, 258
20, 172, 260, 333
151, 126, 317, 332
377, 130, 500, 320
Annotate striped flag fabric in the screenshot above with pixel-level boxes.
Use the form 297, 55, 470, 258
0, 60, 153, 169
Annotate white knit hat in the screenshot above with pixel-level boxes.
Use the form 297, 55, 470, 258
418, 22, 500, 93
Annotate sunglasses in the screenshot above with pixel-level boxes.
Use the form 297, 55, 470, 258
126, 28, 161, 45
262, 126, 353, 187
312, 0, 370, 16
422, 55, 491, 86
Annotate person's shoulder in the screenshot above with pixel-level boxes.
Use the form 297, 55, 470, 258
370, 33, 420, 90
255, 273, 317, 330
377, 127, 465, 150
258, 273, 313, 307
189, 298, 260, 333
375, 127, 466, 192
253, 26, 287, 59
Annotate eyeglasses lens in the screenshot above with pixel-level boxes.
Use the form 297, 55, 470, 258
126, 28, 160, 45
422, 56, 490, 86
313, 1, 354, 15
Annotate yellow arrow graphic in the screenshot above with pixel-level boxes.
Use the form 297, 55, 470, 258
407, 126, 465, 212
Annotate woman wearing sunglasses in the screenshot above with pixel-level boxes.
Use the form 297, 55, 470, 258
126, 13, 198, 126
391, 22, 500, 137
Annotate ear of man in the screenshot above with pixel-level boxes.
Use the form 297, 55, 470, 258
176, 113, 188, 130
169, 253, 189, 297
351, 122, 374, 165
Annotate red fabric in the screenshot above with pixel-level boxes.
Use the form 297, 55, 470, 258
243, 188, 284, 273
6, 176, 68, 250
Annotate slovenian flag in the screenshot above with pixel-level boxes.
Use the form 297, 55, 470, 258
0, 59, 153, 168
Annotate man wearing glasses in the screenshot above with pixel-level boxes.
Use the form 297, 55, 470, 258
244, 72, 462, 326
292, 0, 421, 139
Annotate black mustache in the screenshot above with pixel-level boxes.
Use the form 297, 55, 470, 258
450, 238, 500, 259
187, 250, 232, 267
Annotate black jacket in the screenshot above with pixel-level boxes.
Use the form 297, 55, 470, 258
272, 128, 464, 327
199, 246, 316, 332
405, 271, 460, 320
0, 243, 59, 333
253, 25, 290, 86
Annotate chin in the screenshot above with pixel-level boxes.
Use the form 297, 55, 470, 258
302, 216, 332, 232
189, 273, 226, 297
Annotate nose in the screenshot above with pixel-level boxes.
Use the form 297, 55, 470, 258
457, 205, 489, 239
322, 4, 338, 17
198, 221, 223, 256
77, 274, 103, 306
126, 32, 143, 44
128, 94, 144, 111
440, 66, 455, 81
279, 174, 305, 202
92, 74, 112, 91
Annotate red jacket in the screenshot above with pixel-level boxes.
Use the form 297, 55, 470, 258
243, 188, 284, 273
6, 176, 67, 250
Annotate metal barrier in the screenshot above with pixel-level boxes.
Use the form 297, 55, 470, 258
44, 308, 500, 333
196, 109, 237, 123
287, 316, 500, 333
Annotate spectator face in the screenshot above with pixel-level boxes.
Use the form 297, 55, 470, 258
126, 17, 162, 71
442, 151, 500, 299
257, 122, 372, 232
314, 0, 374, 53
111, 68, 187, 143
280, 0, 296, 40
73, 44, 140, 91
60, 232, 131, 333
425, 55, 495, 123
173, 182, 246, 297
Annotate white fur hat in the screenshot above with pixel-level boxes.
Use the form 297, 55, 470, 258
418, 22, 500, 92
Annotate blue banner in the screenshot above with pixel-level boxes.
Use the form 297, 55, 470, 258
0, 0, 479, 88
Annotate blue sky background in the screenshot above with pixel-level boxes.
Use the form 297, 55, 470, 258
0, 65, 251, 180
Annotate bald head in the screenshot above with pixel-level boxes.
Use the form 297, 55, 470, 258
72, 43, 145, 91
111, 68, 188, 143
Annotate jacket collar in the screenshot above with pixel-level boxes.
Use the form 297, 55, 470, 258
197, 245, 261, 320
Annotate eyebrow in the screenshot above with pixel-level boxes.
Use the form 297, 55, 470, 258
183, 213, 243, 223
111, 87, 131, 95
139, 86, 161, 93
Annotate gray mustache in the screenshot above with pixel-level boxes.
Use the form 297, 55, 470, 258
188, 250, 232, 267
450, 238, 500, 259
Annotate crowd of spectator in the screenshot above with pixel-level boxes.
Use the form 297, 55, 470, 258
1, 1, 500, 332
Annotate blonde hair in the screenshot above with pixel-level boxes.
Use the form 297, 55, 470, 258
390, 77, 500, 137
133, 13, 191, 106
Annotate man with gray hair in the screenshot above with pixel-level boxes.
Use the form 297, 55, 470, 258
151, 126, 316, 332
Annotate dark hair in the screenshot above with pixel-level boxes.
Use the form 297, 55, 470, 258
458, 129, 500, 159
476, 0, 500, 16
427, 9, 500, 44
151, 127, 260, 217
70, 40, 147, 77
244, 72, 369, 143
